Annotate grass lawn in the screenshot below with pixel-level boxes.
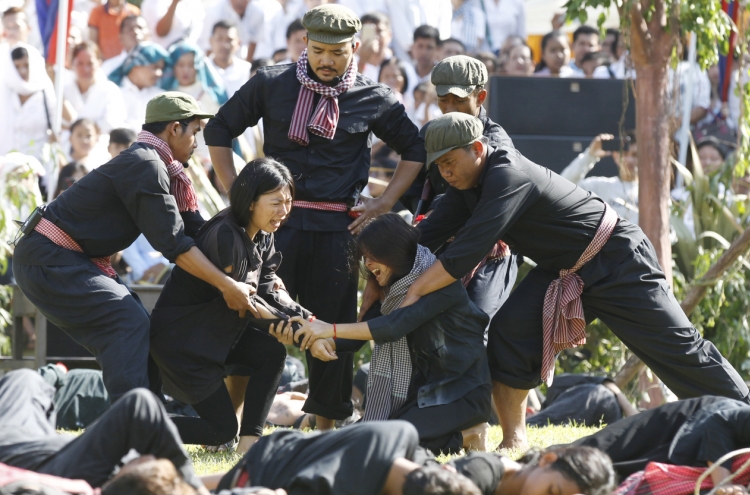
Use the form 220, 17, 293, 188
187, 423, 603, 476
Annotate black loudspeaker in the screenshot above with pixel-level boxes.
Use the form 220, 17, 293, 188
489, 76, 635, 136
510, 135, 620, 177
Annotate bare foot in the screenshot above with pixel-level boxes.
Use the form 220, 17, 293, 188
462, 423, 489, 451
497, 433, 529, 453
316, 416, 335, 431
236, 435, 260, 455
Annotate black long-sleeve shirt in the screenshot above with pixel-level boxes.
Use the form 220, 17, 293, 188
417, 146, 645, 280
204, 63, 426, 231
15, 143, 195, 266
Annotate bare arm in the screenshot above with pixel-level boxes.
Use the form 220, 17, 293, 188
245, 42, 257, 63
207, 146, 237, 191
348, 159, 423, 234
155, 0, 180, 37
292, 317, 372, 350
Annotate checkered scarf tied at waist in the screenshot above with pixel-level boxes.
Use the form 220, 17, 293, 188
288, 49, 357, 146
363, 245, 436, 422
34, 218, 117, 277
541, 203, 618, 387
137, 131, 198, 212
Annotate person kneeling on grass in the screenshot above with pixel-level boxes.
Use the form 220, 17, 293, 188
292, 213, 492, 454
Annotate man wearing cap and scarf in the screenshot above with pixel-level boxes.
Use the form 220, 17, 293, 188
12, 92, 258, 402
401, 113, 749, 451
204, 4, 425, 429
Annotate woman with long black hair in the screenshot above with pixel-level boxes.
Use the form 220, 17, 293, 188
150, 157, 311, 454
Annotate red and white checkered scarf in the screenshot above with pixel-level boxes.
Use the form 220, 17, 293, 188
137, 131, 198, 212
288, 49, 357, 146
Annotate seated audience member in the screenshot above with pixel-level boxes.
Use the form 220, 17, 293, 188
206, 421, 483, 495
581, 51, 611, 78
0, 369, 204, 494
357, 12, 397, 81
601, 28, 619, 60
67, 118, 110, 169
294, 214, 492, 454
140, 0, 204, 49
107, 127, 137, 157
439, 38, 466, 60
54, 161, 88, 198
208, 21, 252, 98
1, 7, 30, 47
569, 25, 601, 75
122, 234, 171, 283
411, 25, 441, 89
502, 43, 534, 76
278, 18, 306, 64
272, 48, 288, 63
87, 0, 141, 61
475, 52, 499, 76
574, 395, 750, 485
534, 31, 574, 77
451, 0, 486, 54
65, 42, 127, 139
559, 132, 639, 224
197, 0, 261, 59
109, 42, 169, 132
409, 81, 442, 128
150, 158, 311, 454
378, 57, 410, 110
100, 15, 149, 76
526, 374, 637, 428
696, 135, 729, 175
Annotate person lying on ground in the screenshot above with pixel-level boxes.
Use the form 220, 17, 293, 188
150, 158, 312, 454
202, 421, 481, 495
293, 213, 492, 454
573, 395, 750, 492
0, 369, 206, 494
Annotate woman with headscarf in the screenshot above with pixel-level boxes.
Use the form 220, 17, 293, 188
109, 42, 170, 132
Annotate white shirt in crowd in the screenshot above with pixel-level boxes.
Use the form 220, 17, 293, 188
121, 234, 170, 283
669, 60, 711, 118
141, 0, 205, 48
64, 73, 127, 134
337, 0, 386, 16
209, 55, 251, 98
560, 150, 639, 225
385, 0, 452, 61
118, 78, 165, 132
480, 0, 526, 53
249, 0, 286, 59
451, 2, 486, 54
198, 0, 264, 55
101, 51, 128, 77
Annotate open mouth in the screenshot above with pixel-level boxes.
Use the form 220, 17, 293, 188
372, 268, 381, 277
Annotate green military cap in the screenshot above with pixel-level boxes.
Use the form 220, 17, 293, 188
144, 92, 214, 124
431, 55, 488, 98
302, 4, 361, 45
424, 113, 484, 166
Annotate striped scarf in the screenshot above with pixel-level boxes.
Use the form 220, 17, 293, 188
288, 49, 357, 146
137, 131, 198, 212
363, 245, 436, 422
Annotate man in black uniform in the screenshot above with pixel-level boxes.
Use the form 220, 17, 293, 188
204, 5, 425, 428
402, 113, 749, 451
12, 93, 257, 402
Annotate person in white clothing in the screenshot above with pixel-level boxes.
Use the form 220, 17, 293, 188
64, 42, 127, 137
108, 42, 168, 132
386, 0, 452, 61
357, 12, 394, 80
534, 31, 574, 77
568, 25, 600, 75
101, 15, 149, 76
198, 0, 262, 60
122, 234, 171, 284
480, 0, 525, 53
560, 133, 640, 225
251, 0, 300, 60
140, 0, 204, 49
208, 21, 251, 98
1, 6, 29, 46
450, 0, 485, 54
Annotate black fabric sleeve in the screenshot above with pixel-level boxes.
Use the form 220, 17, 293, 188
114, 157, 195, 262
257, 238, 312, 320
440, 159, 538, 279
370, 88, 426, 163
417, 188, 472, 252
696, 408, 750, 468
367, 283, 464, 343
204, 70, 266, 148
180, 210, 206, 239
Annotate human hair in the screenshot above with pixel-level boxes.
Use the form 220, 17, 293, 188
286, 18, 304, 40
573, 25, 599, 42
413, 24, 440, 44
606, 28, 619, 46
535, 30, 566, 72
356, 213, 419, 286
110, 127, 137, 146
141, 118, 194, 135
120, 14, 140, 33
229, 157, 295, 228
581, 51, 610, 65
362, 11, 390, 29
2, 6, 23, 18
518, 446, 616, 495
378, 57, 410, 93
402, 466, 482, 495
72, 40, 102, 62
212, 20, 236, 36
102, 459, 196, 495
55, 161, 88, 197
251, 58, 274, 77
10, 46, 27, 60
438, 37, 466, 52
70, 118, 98, 136
697, 136, 728, 159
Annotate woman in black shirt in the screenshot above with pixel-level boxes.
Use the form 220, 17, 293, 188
150, 158, 311, 453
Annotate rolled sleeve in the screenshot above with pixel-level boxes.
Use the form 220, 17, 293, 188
204, 69, 266, 148
371, 88, 426, 163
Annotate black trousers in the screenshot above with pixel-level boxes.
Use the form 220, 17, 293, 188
275, 226, 358, 420
465, 253, 519, 345
0, 369, 200, 489
171, 328, 287, 445
391, 383, 492, 455
488, 238, 750, 402
13, 260, 150, 402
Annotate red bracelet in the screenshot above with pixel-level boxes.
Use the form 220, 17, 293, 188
309, 315, 316, 322
333, 323, 337, 340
